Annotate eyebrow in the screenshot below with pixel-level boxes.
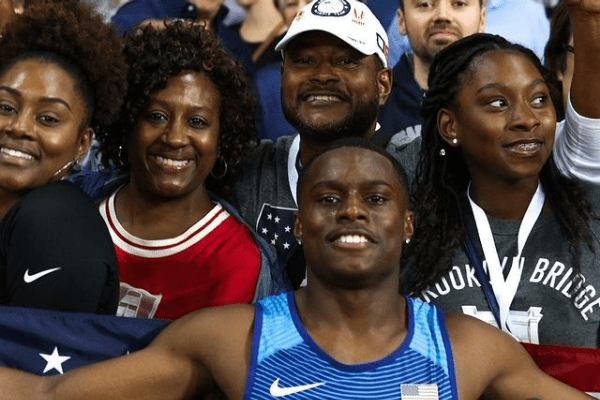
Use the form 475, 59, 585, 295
148, 96, 207, 111
476, 78, 547, 94
0, 86, 72, 112
311, 179, 395, 190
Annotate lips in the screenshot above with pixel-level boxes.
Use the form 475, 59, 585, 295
300, 89, 349, 104
0, 145, 37, 162
504, 139, 544, 156
149, 154, 193, 171
328, 230, 376, 248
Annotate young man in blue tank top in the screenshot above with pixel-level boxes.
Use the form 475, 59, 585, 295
0, 139, 591, 399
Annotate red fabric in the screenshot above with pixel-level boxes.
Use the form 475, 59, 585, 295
522, 342, 600, 391
113, 208, 261, 320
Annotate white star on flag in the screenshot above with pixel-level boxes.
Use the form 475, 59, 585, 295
40, 347, 71, 374
285, 226, 291, 232
274, 216, 280, 223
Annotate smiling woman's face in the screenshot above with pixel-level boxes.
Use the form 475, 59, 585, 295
0, 57, 90, 196
128, 71, 221, 200
439, 50, 556, 187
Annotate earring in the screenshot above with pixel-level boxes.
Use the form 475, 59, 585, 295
438, 148, 446, 156
117, 144, 127, 166
451, 138, 458, 145
405, 238, 411, 244
210, 157, 228, 179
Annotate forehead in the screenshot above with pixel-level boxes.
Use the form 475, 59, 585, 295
304, 147, 403, 191
152, 71, 220, 107
402, 0, 482, 8
459, 50, 544, 93
0, 57, 81, 102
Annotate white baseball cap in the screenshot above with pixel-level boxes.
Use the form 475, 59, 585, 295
275, 0, 389, 68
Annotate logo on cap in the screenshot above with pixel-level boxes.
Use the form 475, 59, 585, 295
311, 0, 351, 17
376, 33, 390, 60
352, 8, 365, 25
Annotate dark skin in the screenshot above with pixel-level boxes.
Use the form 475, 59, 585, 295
438, 51, 556, 221
0, 146, 592, 399
114, 71, 220, 239
280, 32, 393, 165
436, 0, 600, 221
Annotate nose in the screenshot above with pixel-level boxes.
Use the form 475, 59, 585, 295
4, 111, 34, 140
510, 100, 540, 131
160, 117, 188, 148
433, 1, 451, 22
309, 60, 339, 85
337, 193, 368, 222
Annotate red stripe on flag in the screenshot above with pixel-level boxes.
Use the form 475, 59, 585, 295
523, 343, 600, 391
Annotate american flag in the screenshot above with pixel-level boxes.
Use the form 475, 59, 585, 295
0, 305, 168, 375
256, 204, 300, 263
401, 383, 439, 400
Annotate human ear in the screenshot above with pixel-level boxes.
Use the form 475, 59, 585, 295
478, 3, 486, 33
293, 211, 303, 243
76, 127, 94, 161
397, 7, 407, 36
377, 68, 393, 106
437, 108, 460, 146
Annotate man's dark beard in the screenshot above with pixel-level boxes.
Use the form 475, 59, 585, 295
282, 95, 380, 144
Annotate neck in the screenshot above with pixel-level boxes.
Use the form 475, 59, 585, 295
298, 123, 378, 165
295, 280, 407, 363
240, 1, 284, 43
411, 53, 431, 90
115, 180, 215, 240
469, 177, 540, 220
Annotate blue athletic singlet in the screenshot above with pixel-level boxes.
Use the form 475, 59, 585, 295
244, 292, 458, 399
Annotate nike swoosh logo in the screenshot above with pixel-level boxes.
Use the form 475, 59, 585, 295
269, 378, 324, 397
24, 267, 61, 283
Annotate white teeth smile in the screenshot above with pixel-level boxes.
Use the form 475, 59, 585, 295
0, 147, 35, 160
153, 155, 191, 168
510, 142, 541, 151
307, 95, 341, 102
337, 235, 368, 244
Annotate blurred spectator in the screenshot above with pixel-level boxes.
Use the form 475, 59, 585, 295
544, 3, 572, 121
231, 0, 286, 69
111, 0, 255, 74
387, 0, 550, 68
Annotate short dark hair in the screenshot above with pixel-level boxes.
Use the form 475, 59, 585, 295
297, 137, 409, 207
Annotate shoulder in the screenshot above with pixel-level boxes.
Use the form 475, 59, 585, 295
18, 181, 93, 215
444, 312, 534, 397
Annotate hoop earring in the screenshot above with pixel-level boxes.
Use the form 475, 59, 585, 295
117, 144, 127, 167
210, 157, 228, 179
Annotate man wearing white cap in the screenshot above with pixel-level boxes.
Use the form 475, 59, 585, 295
233, 0, 393, 288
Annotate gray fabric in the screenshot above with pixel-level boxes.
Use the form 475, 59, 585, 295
421, 184, 600, 347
